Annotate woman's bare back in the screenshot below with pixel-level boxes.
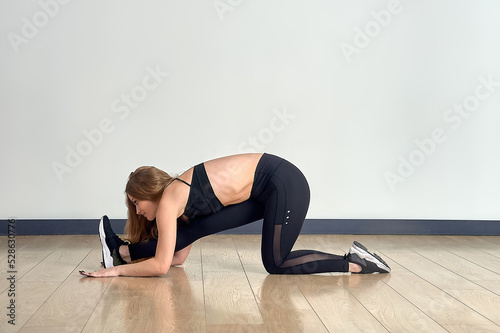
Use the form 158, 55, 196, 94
178, 153, 264, 206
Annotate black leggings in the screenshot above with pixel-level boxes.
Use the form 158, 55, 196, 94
129, 154, 349, 274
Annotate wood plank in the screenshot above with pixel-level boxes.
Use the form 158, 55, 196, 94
206, 324, 266, 333
299, 275, 388, 333
234, 235, 262, 266
0, 236, 50, 260
417, 249, 500, 282
0, 235, 70, 292
0, 251, 50, 293
19, 327, 83, 333
0, 281, 60, 333
382, 251, 482, 290
201, 236, 243, 272
202, 234, 262, 327
82, 277, 156, 333
442, 324, 500, 333
476, 280, 500, 295
15, 235, 68, 252
203, 271, 263, 326
445, 289, 500, 326
21, 236, 94, 282
24, 248, 112, 327
443, 238, 500, 275
58, 234, 101, 250
445, 236, 500, 260
0, 236, 8, 261
338, 274, 447, 332
20, 247, 91, 282
180, 241, 203, 281
468, 236, 500, 253
380, 256, 491, 326
244, 264, 330, 333
141, 269, 206, 332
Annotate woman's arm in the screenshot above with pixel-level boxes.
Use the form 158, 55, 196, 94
82, 208, 178, 277
171, 244, 192, 266
115, 205, 177, 276
81, 186, 185, 278
84, 234, 191, 277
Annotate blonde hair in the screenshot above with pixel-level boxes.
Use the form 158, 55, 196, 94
124, 166, 174, 244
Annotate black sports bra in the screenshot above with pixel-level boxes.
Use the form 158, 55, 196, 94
165, 163, 224, 221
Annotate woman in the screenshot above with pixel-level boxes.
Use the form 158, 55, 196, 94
80, 153, 390, 277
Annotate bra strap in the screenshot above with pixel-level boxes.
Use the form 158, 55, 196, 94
174, 178, 191, 187
165, 178, 191, 189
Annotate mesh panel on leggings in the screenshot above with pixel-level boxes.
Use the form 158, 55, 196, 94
270, 225, 348, 273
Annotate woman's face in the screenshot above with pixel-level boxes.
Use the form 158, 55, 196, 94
127, 194, 159, 221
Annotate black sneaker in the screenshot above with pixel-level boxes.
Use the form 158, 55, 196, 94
99, 215, 127, 268
347, 241, 391, 274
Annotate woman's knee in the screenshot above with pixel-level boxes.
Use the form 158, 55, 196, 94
263, 262, 280, 274
262, 253, 284, 274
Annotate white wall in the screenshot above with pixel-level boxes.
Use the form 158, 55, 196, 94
1, 0, 499, 220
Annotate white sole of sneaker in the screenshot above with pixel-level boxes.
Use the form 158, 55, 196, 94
350, 242, 391, 273
99, 217, 114, 268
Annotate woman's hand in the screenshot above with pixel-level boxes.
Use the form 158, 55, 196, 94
79, 267, 118, 278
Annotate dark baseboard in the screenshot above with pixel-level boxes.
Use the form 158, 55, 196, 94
1, 218, 499, 236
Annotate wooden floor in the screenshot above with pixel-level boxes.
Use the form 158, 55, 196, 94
1, 234, 499, 332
